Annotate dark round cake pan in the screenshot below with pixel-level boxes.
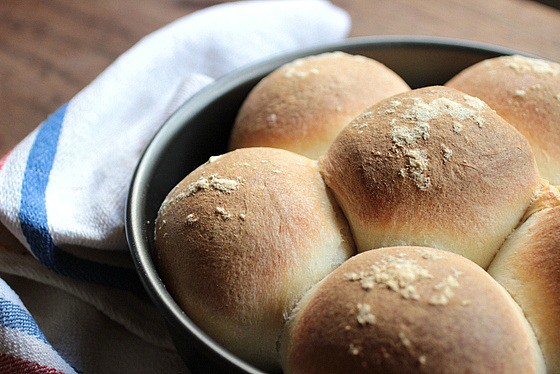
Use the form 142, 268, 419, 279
125, 36, 527, 373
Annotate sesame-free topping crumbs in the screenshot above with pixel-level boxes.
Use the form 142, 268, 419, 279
429, 275, 459, 305
348, 343, 361, 356
441, 144, 453, 162
345, 256, 433, 300
208, 155, 222, 163
514, 89, 527, 97
530, 84, 542, 91
418, 248, 444, 260
185, 174, 240, 196
506, 55, 559, 76
356, 303, 376, 326
266, 113, 277, 124
215, 206, 231, 220
390, 123, 430, 148
404, 149, 431, 191
398, 331, 412, 348
452, 122, 463, 133
186, 213, 198, 225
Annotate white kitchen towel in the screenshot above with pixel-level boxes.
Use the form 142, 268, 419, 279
0, 1, 350, 372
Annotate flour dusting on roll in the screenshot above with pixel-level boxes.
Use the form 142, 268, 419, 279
319, 86, 541, 268
229, 52, 410, 159
154, 147, 355, 371
446, 55, 560, 184
280, 247, 545, 374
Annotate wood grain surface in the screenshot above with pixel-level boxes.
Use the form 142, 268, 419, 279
0, 0, 559, 157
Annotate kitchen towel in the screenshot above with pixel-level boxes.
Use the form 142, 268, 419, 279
0, 1, 350, 372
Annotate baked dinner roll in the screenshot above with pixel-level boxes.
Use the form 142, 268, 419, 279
154, 147, 355, 371
446, 55, 560, 184
319, 86, 540, 268
229, 51, 410, 159
488, 182, 560, 373
280, 247, 546, 374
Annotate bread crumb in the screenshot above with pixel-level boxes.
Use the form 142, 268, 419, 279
419, 248, 443, 260
346, 255, 433, 300
266, 113, 277, 124
505, 55, 559, 76
429, 275, 459, 305
441, 144, 453, 162
452, 121, 463, 133
185, 174, 240, 197
404, 149, 431, 191
215, 207, 230, 220
356, 303, 376, 326
348, 343, 361, 356
514, 89, 526, 97
530, 83, 542, 91
186, 213, 198, 225
399, 331, 412, 348
208, 155, 222, 163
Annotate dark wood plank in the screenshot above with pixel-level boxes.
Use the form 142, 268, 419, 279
0, 0, 559, 157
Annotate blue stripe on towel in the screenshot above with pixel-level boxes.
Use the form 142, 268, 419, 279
0, 297, 48, 344
18, 105, 143, 295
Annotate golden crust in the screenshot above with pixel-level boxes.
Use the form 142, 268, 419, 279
488, 185, 560, 372
280, 247, 545, 374
155, 147, 355, 371
319, 86, 540, 268
229, 52, 410, 159
446, 55, 560, 184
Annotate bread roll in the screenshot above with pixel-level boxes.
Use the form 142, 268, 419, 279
319, 86, 540, 268
446, 55, 560, 184
229, 52, 410, 159
280, 247, 546, 374
154, 147, 355, 371
488, 182, 560, 373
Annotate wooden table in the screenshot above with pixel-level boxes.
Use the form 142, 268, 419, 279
0, 0, 559, 157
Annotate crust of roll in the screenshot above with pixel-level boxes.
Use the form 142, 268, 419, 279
154, 147, 355, 371
446, 55, 560, 184
280, 247, 545, 374
229, 52, 410, 159
319, 86, 541, 268
488, 183, 560, 373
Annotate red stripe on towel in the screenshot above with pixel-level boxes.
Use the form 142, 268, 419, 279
0, 353, 65, 374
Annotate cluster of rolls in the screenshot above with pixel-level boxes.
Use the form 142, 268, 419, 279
155, 51, 560, 373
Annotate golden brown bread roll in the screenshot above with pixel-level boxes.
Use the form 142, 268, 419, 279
446, 55, 560, 184
488, 182, 560, 373
280, 247, 545, 374
319, 86, 541, 268
229, 51, 410, 159
154, 147, 355, 371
